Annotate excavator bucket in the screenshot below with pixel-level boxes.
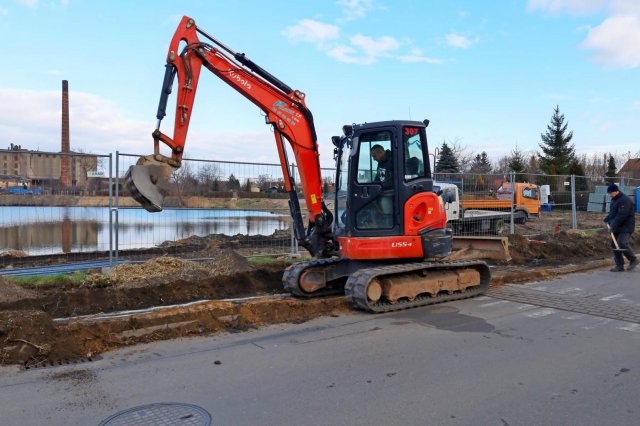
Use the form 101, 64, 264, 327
125, 156, 176, 212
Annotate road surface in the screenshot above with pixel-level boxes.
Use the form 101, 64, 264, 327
1, 267, 639, 425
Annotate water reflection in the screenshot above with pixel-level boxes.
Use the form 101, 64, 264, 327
0, 220, 100, 255
0, 206, 289, 255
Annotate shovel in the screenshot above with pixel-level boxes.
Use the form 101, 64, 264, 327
607, 224, 627, 252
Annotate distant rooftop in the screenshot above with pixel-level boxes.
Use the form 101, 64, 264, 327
619, 158, 640, 173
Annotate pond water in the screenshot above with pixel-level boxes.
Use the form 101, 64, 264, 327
0, 206, 290, 255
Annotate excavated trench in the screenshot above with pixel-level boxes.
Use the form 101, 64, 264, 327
0, 229, 635, 367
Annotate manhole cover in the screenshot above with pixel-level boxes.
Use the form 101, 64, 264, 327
99, 402, 211, 426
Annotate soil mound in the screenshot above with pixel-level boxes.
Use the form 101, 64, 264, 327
105, 249, 253, 289
200, 249, 254, 275
507, 230, 634, 264
108, 257, 209, 289
0, 249, 27, 259
0, 278, 37, 304
0, 310, 85, 366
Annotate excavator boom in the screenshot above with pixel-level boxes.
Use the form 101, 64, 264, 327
126, 16, 335, 257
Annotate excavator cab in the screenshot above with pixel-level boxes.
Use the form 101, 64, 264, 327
332, 120, 452, 261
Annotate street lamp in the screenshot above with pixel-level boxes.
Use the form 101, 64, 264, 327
429, 147, 439, 176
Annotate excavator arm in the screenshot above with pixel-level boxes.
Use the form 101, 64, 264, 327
126, 16, 336, 257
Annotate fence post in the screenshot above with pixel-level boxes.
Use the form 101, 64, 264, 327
108, 153, 113, 266
115, 151, 120, 262
571, 174, 577, 229
510, 171, 515, 235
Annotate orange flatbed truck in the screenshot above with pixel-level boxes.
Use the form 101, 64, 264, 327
460, 182, 541, 224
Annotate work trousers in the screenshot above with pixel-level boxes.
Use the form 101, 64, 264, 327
611, 232, 637, 267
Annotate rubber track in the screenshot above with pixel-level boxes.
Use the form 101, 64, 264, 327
282, 257, 345, 298
345, 260, 491, 313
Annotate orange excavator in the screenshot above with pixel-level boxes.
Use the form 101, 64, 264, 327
126, 16, 491, 312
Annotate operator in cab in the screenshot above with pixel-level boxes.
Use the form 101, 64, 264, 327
371, 144, 393, 188
371, 144, 394, 227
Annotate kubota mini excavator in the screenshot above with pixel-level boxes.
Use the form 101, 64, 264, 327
126, 16, 491, 312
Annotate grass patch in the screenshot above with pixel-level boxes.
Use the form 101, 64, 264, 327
581, 228, 602, 237
8, 271, 89, 288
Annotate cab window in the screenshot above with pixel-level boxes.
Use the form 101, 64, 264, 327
442, 187, 457, 203
403, 126, 427, 181
355, 131, 392, 185
522, 187, 538, 200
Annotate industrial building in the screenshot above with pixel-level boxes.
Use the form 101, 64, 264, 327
1, 80, 99, 190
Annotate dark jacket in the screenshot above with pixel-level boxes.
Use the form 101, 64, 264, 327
374, 150, 393, 189
604, 192, 636, 233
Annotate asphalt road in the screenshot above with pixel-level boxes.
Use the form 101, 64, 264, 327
1, 267, 639, 426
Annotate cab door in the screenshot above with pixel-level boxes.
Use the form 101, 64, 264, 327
348, 127, 400, 237
397, 125, 433, 210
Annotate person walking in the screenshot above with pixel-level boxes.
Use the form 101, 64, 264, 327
604, 184, 638, 272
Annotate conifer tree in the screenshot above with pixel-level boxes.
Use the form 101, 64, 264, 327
228, 173, 240, 191
605, 154, 616, 181
507, 146, 528, 182
538, 105, 575, 175
434, 142, 460, 173
508, 146, 527, 174
469, 151, 492, 174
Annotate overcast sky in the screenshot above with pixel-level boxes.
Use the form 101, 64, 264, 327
1, 0, 639, 168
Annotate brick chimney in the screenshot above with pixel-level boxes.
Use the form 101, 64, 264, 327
60, 80, 72, 187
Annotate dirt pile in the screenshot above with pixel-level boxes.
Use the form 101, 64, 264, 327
94, 249, 254, 289
0, 278, 37, 304
156, 230, 292, 257
0, 250, 288, 366
507, 230, 634, 264
0, 249, 27, 259
0, 250, 284, 319
107, 257, 210, 288
0, 296, 350, 367
0, 310, 88, 366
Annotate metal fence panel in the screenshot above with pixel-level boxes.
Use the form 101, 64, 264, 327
0, 152, 112, 268
3, 147, 638, 273
433, 172, 515, 237
115, 153, 295, 260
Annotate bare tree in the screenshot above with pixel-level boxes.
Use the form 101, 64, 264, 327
493, 155, 510, 174
257, 174, 274, 191
72, 148, 99, 190
196, 163, 223, 195
447, 137, 474, 172
170, 162, 196, 205
581, 153, 607, 177
197, 163, 223, 184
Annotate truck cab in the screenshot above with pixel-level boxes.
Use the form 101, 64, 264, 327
432, 182, 462, 223
433, 182, 508, 235
496, 182, 541, 219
